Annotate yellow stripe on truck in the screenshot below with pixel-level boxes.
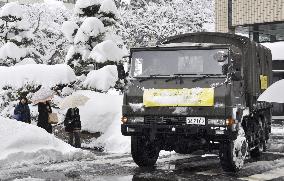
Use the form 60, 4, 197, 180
143, 88, 214, 107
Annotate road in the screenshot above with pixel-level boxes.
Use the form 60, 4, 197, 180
1, 127, 284, 181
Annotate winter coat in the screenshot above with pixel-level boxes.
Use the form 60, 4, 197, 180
37, 102, 52, 133
64, 107, 81, 132
14, 103, 31, 123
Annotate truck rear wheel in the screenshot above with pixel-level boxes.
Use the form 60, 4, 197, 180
219, 128, 248, 172
131, 136, 160, 167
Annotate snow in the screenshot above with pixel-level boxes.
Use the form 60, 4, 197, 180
76, 90, 130, 153
129, 103, 144, 112
15, 58, 37, 66
0, 117, 80, 161
262, 42, 284, 60
31, 87, 54, 103
0, 2, 23, 19
0, 64, 76, 89
89, 40, 125, 63
74, 0, 100, 14
258, 79, 284, 103
99, 0, 118, 17
61, 21, 79, 42
74, 17, 105, 44
83, 65, 118, 91
0, 42, 26, 61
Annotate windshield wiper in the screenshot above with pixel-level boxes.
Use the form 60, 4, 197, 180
138, 74, 170, 82
192, 74, 223, 82
165, 74, 197, 83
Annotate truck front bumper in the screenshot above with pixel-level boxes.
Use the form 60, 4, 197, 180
121, 123, 237, 141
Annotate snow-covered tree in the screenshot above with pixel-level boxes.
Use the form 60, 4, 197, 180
0, 2, 32, 66
119, 0, 215, 48
26, 1, 71, 64
0, 1, 71, 66
62, 0, 127, 92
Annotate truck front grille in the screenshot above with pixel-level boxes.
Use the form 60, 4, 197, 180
144, 116, 186, 125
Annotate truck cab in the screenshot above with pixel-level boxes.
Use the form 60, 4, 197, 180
121, 32, 272, 172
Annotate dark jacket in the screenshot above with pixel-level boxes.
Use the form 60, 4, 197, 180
37, 102, 52, 133
64, 107, 81, 132
14, 103, 31, 123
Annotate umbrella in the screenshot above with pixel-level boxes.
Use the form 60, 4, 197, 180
258, 79, 284, 103
32, 87, 55, 104
59, 94, 90, 109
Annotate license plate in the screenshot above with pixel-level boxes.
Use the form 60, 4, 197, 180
186, 117, 205, 125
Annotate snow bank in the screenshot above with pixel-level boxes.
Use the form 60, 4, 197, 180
0, 42, 26, 61
83, 65, 118, 91
15, 58, 37, 66
99, 0, 118, 17
74, 17, 105, 44
77, 90, 130, 153
0, 64, 76, 88
61, 21, 79, 42
262, 42, 284, 60
0, 2, 23, 19
89, 40, 125, 63
0, 117, 79, 161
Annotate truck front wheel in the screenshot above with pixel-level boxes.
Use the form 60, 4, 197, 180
219, 128, 248, 172
131, 136, 160, 167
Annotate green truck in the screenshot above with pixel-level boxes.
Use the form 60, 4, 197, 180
121, 32, 272, 172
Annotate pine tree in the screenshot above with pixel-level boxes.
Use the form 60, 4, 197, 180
63, 0, 126, 92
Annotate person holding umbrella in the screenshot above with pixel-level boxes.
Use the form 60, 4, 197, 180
60, 94, 89, 148
37, 100, 53, 133
64, 107, 81, 148
32, 87, 55, 134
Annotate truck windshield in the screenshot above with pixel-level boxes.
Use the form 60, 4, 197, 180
131, 49, 228, 77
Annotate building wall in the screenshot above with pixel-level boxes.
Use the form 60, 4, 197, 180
216, 0, 284, 32
232, 0, 284, 26
215, 0, 229, 32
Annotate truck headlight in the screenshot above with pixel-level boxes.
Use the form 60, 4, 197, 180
128, 117, 144, 123
208, 119, 225, 125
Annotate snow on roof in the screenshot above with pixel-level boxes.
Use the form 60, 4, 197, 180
83, 65, 118, 91
74, 17, 105, 44
160, 42, 221, 47
262, 41, 284, 60
89, 40, 124, 63
75, 0, 100, 14
99, 0, 118, 17
0, 117, 78, 160
15, 58, 37, 66
0, 2, 23, 19
61, 21, 79, 42
0, 64, 76, 89
0, 42, 26, 61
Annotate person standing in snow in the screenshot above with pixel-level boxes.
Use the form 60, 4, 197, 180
14, 97, 31, 123
64, 107, 81, 148
37, 101, 52, 133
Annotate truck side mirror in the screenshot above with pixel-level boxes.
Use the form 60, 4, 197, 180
231, 71, 242, 81
214, 51, 228, 63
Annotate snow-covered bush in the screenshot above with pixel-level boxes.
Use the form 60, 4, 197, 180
119, 0, 215, 48
0, 64, 76, 118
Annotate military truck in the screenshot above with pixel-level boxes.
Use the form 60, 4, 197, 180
121, 32, 272, 172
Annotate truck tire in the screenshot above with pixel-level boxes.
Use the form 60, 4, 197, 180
131, 136, 160, 167
219, 128, 248, 172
